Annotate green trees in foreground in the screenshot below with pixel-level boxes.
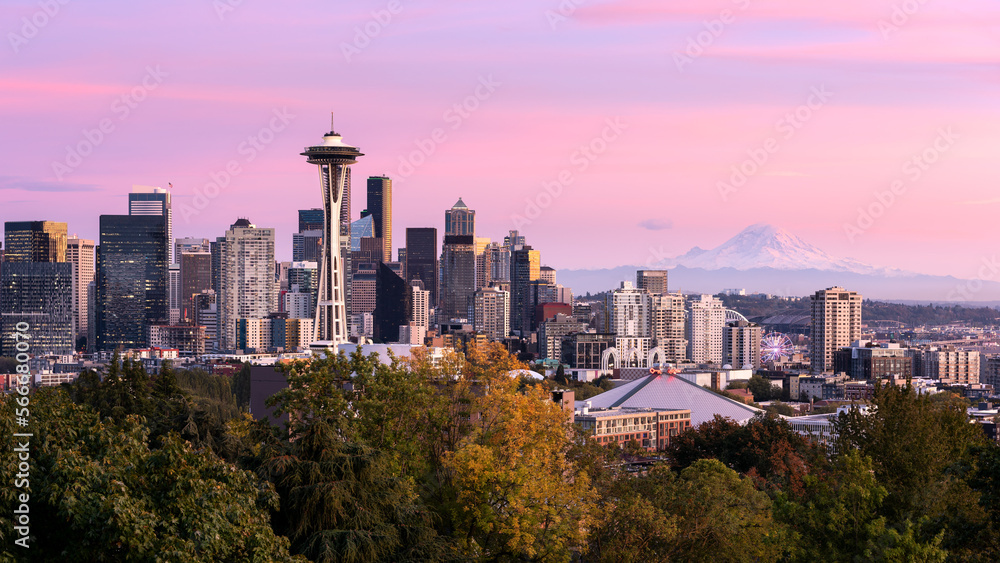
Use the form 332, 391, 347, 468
2, 347, 1000, 562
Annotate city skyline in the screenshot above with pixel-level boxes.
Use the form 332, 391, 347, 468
3, 1, 999, 279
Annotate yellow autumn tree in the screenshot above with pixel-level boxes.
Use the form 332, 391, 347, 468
442, 342, 598, 561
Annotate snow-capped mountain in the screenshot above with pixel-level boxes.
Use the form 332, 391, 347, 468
670, 224, 890, 276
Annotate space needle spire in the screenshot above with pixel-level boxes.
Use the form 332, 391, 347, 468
301, 116, 364, 347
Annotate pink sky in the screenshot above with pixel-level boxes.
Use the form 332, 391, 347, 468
1, 0, 999, 280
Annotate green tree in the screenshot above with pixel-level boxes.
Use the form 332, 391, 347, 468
775, 450, 947, 562
0, 389, 300, 562
747, 374, 779, 402
834, 383, 989, 557
590, 460, 783, 562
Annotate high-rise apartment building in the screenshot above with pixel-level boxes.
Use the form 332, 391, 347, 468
96, 214, 168, 350
473, 285, 510, 341
409, 280, 430, 331
367, 176, 392, 262
128, 186, 172, 263
218, 219, 277, 350
486, 241, 510, 283
636, 270, 668, 295
724, 320, 762, 369
67, 236, 95, 340
3, 221, 67, 263
168, 263, 181, 324
539, 266, 557, 285
809, 286, 862, 374
687, 294, 726, 365
650, 292, 686, 362
603, 281, 652, 338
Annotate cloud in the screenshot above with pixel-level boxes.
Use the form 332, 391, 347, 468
638, 218, 673, 231
0, 176, 99, 192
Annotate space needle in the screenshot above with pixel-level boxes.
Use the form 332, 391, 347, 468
301, 115, 364, 347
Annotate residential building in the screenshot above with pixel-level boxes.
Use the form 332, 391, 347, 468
603, 281, 651, 338
687, 295, 725, 365
650, 292, 686, 362
810, 286, 862, 373
473, 285, 510, 341
218, 219, 277, 350
538, 313, 588, 362
636, 270, 668, 295
723, 320, 762, 369
66, 236, 95, 341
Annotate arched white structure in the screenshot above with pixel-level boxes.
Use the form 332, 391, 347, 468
647, 346, 666, 367
724, 309, 748, 323
600, 347, 620, 372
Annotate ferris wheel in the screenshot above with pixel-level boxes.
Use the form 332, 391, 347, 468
761, 332, 794, 363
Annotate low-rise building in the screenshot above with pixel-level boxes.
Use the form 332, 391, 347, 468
574, 406, 691, 451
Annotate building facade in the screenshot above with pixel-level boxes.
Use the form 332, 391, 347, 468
723, 320, 762, 369
809, 286, 862, 374
473, 285, 510, 341
687, 294, 726, 365
218, 219, 277, 351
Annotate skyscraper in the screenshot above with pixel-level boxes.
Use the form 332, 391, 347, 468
67, 236, 95, 341
408, 280, 430, 332
405, 227, 438, 307
179, 251, 212, 322
301, 117, 363, 345
96, 214, 168, 350
510, 246, 540, 335
810, 286, 862, 374
367, 176, 392, 262
298, 208, 324, 233
0, 262, 74, 355
175, 237, 210, 259
350, 215, 375, 251
445, 197, 475, 236
129, 186, 172, 263
636, 270, 669, 295
687, 295, 726, 365
3, 221, 67, 263
440, 235, 476, 322
374, 262, 406, 343
218, 219, 277, 350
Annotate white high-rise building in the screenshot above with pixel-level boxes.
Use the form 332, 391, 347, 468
168, 263, 181, 324
474, 286, 510, 341
651, 292, 686, 362
219, 219, 277, 350
603, 281, 651, 338
687, 295, 726, 365
724, 320, 762, 370
66, 236, 95, 342
809, 286, 862, 374
409, 281, 430, 331
285, 291, 312, 319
